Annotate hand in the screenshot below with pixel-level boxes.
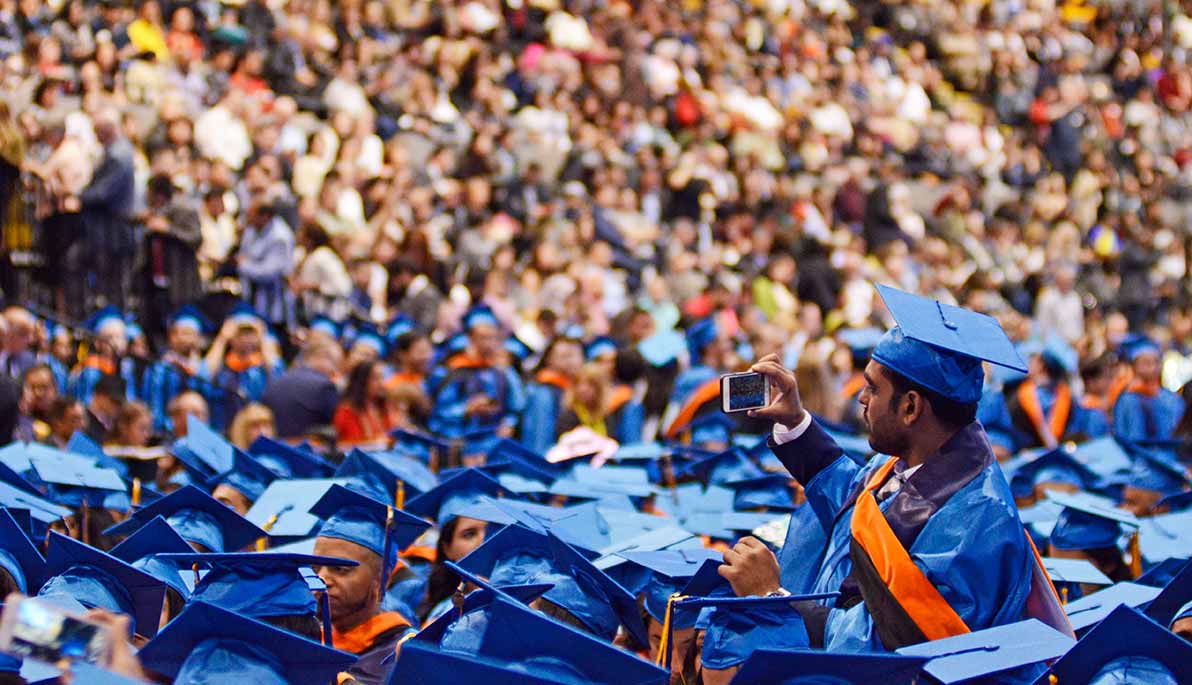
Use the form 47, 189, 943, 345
62, 195, 80, 212
718, 536, 781, 597
146, 215, 169, 233
82, 609, 146, 678
465, 396, 497, 417
748, 353, 806, 427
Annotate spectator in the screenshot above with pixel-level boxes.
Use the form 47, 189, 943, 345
44, 396, 84, 449
77, 109, 135, 310
333, 360, 398, 448
1034, 264, 1084, 345
261, 341, 341, 440
238, 199, 295, 329
227, 402, 275, 450
166, 390, 209, 441
15, 363, 56, 442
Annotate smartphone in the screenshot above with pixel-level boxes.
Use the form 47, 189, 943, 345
0, 595, 112, 666
720, 372, 770, 413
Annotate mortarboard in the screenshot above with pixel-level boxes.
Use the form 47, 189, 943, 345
1136, 557, 1188, 588
1122, 445, 1190, 497
1142, 558, 1192, 628
1009, 448, 1101, 500
871, 284, 1026, 404
0, 508, 45, 594
837, 326, 885, 356
458, 524, 649, 646
389, 639, 577, 685
1046, 492, 1139, 551
1042, 557, 1112, 589
1064, 582, 1161, 632
615, 548, 723, 627
897, 618, 1073, 684
308, 315, 344, 340
1120, 334, 1161, 362
404, 468, 513, 526
0, 482, 70, 533
385, 314, 417, 344
39, 532, 167, 638
684, 318, 719, 362
138, 601, 356, 685
204, 448, 277, 502
504, 335, 533, 363
435, 332, 470, 363
249, 436, 335, 479
463, 305, 500, 331
109, 515, 194, 600
1045, 605, 1192, 685
84, 306, 125, 334
670, 594, 833, 670
179, 415, 235, 475
414, 578, 666, 685
349, 323, 388, 357
1138, 509, 1192, 566
26, 450, 128, 509
246, 478, 347, 539
167, 305, 212, 335
225, 302, 264, 327
725, 474, 796, 511
638, 330, 686, 367
585, 336, 618, 361
733, 649, 928, 685
678, 447, 763, 485
1156, 490, 1192, 513
335, 449, 438, 504
309, 484, 431, 584
102, 485, 267, 553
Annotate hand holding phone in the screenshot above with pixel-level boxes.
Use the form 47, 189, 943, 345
742, 354, 807, 427
0, 594, 113, 667
720, 372, 771, 413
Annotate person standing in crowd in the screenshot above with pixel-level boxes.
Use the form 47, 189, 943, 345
83, 373, 126, 445
76, 109, 135, 311
140, 175, 204, 338
142, 307, 209, 435
201, 309, 284, 430
238, 199, 295, 331
0, 307, 36, 379
261, 340, 341, 440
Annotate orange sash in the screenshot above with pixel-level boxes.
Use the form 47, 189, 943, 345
224, 351, 263, 373
1106, 368, 1134, 415
82, 355, 115, 375
447, 354, 489, 370
850, 457, 971, 641
664, 378, 722, 440
534, 369, 572, 390
840, 373, 865, 400
607, 385, 634, 414
331, 612, 410, 654
385, 371, 424, 390
1126, 380, 1161, 398
1016, 380, 1071, 446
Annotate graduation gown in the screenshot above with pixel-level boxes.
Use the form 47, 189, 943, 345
606, 384, 644, 445
663, 365, 727, 446
1112, 384, 1185, 443
520, 370, 571, 454
205, 355, 285, 431
142, 356, 210, 434
981, 381, 1109, 453
775, 420, 1038, 654
428, 356, 526, 439
67, 356, 138, 404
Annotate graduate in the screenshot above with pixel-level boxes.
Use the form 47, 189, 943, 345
67, 306, 137, 405
427, 306, 526, 439
663, 318, 734, 448
1113, 336, 1186, 443
726, 285, 1066, 652
201, 305, 285, 431
520, 334, 585, 454
836, 328, 883, 434
141, 306, 212, 435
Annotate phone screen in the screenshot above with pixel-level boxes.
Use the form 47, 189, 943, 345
5, 599, 109, 665
725, 373, 767, 412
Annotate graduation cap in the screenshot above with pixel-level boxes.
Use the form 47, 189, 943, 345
103, 485, 267, 553
1156, 490, 1192, 513
504, 335, 533, 364
1122, 445, 1191, 497
672, 593, 834, 670
837, 326, 884, 367
28, 453, 129, 510
39, 532, 167, 638
178, 415, 235, 475
1142, 558, 1192, 628
404, 468, 513, 526
1046, 492, 1139, 551
1136, 557, 1188, 588
168, 305, 212, 335
1046, 605, 1192, 685
638, 330, 686, 367
1139, 509, 1192, 566
225, 302, 264, 327
871, 284, 1026, 404
1064, 582, 1161, 632
457, 524, 649, 646
0, 482, 70, 532
309, 484, 431, 585
585, 336, 618, 361
1120, 334, 1161, 362
249, 437, 335, 479
349, 322, 388, 357
245, 478, 347, 539
895, 618, 1073, 684
0, 508, 45, 594
390, 639, 578, 685
678, 447, 764, 485
335, 449, 438, 503
435, 332, 470, 362
84, 305, 125, 334
1009, 448, 1101, 500
390, 428, 451, 457
725, 474, 796, 511
463, 304, 500, 332
109, 515, 194, 601
685, 318, 719, 363
1042, 557, 1112, 590
385, 314, 417, 345
138, 601, 356, 685
415, 576, 666, 685
615, 548, 723, 627
733, 649, 928, 685
1070, 437, 1134, 483
204, 448, 277, 502
308, 315, 344, 341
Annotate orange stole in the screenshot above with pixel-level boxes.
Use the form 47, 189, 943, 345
331, 612, 410, 654
840, 373, 865, 400
1016, 380, 1072, 445
607, 385, 634, 414
663, 378, 722, 440
850, 457, 971, 641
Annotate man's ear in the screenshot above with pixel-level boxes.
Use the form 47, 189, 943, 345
902, 390, 926, 425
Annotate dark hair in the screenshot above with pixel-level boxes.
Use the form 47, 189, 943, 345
0, 567, 19, 598
47, 396, 80, 423
93, 373, 127, 402
884, 368, 977, 429
614, 349, 646, 384
263, 613, 323, 642
343, 360, 379, 411
417, 516, 461, 624
534, 335, 583, 375
1080, 353, 1114, 383
392, 330, 428, 355
19, 363, 53, 386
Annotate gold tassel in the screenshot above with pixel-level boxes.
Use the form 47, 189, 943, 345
395, 480, 405, 510
256, 513, 280, 552
655, 594, 688, 669
1129, 530, 1142, 578
130, 478, 142, 508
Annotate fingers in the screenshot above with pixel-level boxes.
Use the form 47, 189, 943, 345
734, 536, 766, 550
750, 360, 795, 392
722, 547, 744, 566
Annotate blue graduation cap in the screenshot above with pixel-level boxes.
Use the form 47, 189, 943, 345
168, 305, 212, 335
615, 548, 723, 627
350, 322, 388, 357
487, 438, 569, 479
1143, 558, 1192, 628
138, 601, 356, 685
385, 314, 417, 344
1122, 445, 1190, 497
390, 428, 451, 457
245, 478, 347, 539
204, 448, 277, 502
1010, 448, 1101, 500
1120, 334, 1161, 362
504, 335, 533, 363
670, 594, 833, 670
1046, 605, 1192, 685
1137, 557, 1188, 588
27, 453, 128, 509
0, 482, 70, 533
404, 468, 513, 526
0, 508, 45, 594
249, 436, 335, 479
389, 639, 576, 685
638, 330, 685, 367
678, 447, 763, 485
109, 515, 193, 601
725, 474, 796, 511
435, 332, 471, 363
685, 318, 719, 363
837, 326, 884, 367
39, 532, 167, 638
1156, 490, 1192, 513
896, 618, 1072, 684
103, 485, 267, 553
309, 484, 432, 584
585, 336, 618, 361
1042, 557, 1112, 590
457, 524, 649, 646
1139, 509, 1192, 566
463, 304, 500, 332
872, 284, 1026, 404
734, 649, 927, 685
414, 582, 666, 685
84, 305, 125, 334
1064, 582, 1161, 632
334, 448, 438, 503
308, 315, 344, 340
1046, 492, 1139, 551
179, 415, 235, 475
225, 301, 264, 327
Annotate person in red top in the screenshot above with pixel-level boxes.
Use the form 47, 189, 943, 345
333, 360, 398, 447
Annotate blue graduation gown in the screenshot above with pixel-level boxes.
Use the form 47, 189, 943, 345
428, 362, 526, 439
520, 380, 567, 454
67, 358, 139, 404
1113, 388, 1185, 443
775, 420, 1035, 654
980, 385, 1109, 453
142, 358, 210, 434
666, 365, 728, 446
205, 359, 285, 431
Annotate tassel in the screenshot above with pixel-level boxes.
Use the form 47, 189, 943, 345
318, 590, 334, 646
1129, 530, 1142, 578
130, 478, 142, 508
256, 513, 279, 552
395, 479, 405, 510
655, 593, 687, 670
